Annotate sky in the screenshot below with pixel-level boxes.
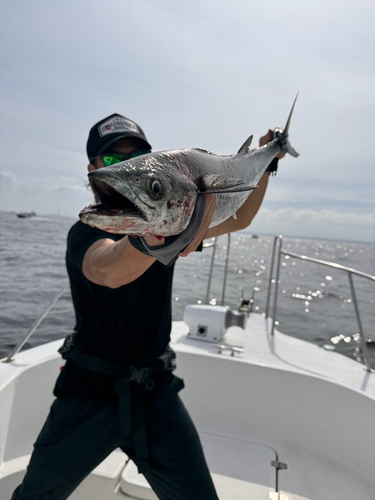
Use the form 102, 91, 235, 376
0, 0, 374, 242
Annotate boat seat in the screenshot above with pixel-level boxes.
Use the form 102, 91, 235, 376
0, 450, 128, 500
0, 454, 32, 500
120, 459, 275, 500
120, 460, 158, 500
68, 449, 127, 499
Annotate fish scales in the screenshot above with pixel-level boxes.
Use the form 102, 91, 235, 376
181, 142, 282, 228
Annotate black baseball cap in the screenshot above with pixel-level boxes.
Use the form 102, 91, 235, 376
86, 113, 152, 160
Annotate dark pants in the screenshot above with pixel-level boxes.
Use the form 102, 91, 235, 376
11, 374, 218, 500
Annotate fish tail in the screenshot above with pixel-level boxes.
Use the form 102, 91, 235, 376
277, 93, 299, 158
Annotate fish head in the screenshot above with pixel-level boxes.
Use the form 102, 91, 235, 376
79, 152, 198, 236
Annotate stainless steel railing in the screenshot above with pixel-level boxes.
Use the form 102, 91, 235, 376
2, 285, 69, 364
265, 236, 375, 372
204, 234, 231, 306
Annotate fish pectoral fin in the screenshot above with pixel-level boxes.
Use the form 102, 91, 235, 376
200, 186, 258, 194
198, 175, 257, 195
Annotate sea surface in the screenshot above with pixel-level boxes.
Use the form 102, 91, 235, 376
1, 211, 374, 368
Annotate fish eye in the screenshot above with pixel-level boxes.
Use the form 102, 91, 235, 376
151, 179, 162, 195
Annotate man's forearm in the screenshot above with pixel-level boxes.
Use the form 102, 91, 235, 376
205, 172, 269, 239
235, 172, 269, 227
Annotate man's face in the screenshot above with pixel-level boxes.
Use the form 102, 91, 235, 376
88, 138, 147, 172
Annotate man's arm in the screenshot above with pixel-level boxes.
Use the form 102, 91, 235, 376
82, 194, 218, 288
82, 235, 158, 288
204, 172, 269, 239
204, 129, 285, 239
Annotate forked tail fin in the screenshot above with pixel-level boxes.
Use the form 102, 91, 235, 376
277, 93, 299, 158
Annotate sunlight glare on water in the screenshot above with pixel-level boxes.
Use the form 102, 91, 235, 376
0, 212, 374, 369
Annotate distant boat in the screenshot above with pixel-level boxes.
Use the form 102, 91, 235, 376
251, 234, 258, 239
16, 212, 36, 219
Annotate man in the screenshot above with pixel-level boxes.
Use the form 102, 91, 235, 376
12, 113, 283, 500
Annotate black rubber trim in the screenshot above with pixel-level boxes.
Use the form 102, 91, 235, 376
129, 196, 206, 266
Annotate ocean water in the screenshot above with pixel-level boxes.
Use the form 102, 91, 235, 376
1, 211, 374, 368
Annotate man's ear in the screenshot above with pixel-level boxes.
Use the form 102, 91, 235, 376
88, 163, 96, 172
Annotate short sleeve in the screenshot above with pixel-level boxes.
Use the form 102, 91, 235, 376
66, 221, 120, 275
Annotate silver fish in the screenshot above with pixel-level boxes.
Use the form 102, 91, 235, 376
80, 96, 299, 236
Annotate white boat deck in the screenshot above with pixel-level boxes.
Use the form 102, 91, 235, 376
170, 314, 375, 500
1, 313, 374, 500
171, 313, 375, 396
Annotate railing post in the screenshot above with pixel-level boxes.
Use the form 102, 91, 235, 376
2, 285, 69, 363
265, 236, 279, 318
220, 233, 231, 306
204, 238, 217, 304
271, 236, 283, 335
347, 272, 372, 372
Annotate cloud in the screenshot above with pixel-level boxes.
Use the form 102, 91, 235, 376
0, 171, 16, 191
0, 173, 92, 217
248, 207, 375, 242
0, 0, 374, 239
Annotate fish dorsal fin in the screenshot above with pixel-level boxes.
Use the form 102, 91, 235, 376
197, 174, 257, 195
237, 135, 253, 154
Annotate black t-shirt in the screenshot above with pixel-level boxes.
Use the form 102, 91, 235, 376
54, 221, 175, 403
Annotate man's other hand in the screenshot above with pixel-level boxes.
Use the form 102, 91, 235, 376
259, 129, 286, 159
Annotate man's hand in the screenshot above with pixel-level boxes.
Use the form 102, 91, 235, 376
259, 129, 286, 159
179, 194, 217, 257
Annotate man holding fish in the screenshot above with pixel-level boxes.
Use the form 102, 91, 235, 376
12, 107, 295, 500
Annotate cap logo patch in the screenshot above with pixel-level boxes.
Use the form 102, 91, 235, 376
98, 116, 139, 137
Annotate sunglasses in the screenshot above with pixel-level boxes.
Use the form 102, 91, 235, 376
91, 149, 151, 167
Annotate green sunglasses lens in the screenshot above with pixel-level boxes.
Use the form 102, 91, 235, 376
101, 149, 151, 167
102, 153, 126, 166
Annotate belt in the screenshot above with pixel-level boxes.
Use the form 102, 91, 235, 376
58, 334, 177, 473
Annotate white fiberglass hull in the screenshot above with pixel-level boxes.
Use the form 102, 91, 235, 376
0, 314, 374, 500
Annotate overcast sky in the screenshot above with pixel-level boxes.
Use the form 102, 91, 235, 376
0, 0, 374, 242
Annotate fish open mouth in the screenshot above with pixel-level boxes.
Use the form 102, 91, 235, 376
84, 178, 147, 219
